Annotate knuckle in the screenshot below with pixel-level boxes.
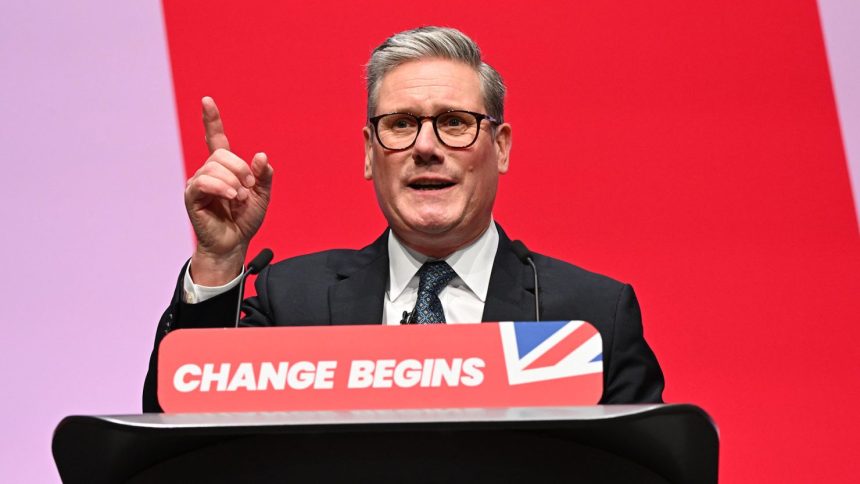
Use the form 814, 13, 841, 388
192, 175, 211, 189
198, 163, 217, 176
203, 159, 230, 175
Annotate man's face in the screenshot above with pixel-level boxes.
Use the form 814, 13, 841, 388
363, 58, 512, 258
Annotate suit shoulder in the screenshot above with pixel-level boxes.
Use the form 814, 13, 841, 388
264, 248, 363, 279
526, 251, 637, 334
532, 252, 629, 296
261, 231, 387, 281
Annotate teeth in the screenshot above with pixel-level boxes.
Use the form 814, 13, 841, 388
410, 181, 453, 190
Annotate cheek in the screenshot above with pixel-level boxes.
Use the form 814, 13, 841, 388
372, 158, 405, 203
468, 157, 498, 187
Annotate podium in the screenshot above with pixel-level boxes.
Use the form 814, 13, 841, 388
53, 404, 718, 483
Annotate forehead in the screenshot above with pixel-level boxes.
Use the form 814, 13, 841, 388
376, 58, 483, 113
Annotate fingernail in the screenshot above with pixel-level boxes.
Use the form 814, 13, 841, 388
237, 188, 249, 201
245, 175, 255, 187
227, 188, 238, 198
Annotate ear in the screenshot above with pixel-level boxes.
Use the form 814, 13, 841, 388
494, 123, 512, 174
363, 126, 374, 180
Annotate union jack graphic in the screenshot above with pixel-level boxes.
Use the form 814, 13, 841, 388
499, 321, 603, 385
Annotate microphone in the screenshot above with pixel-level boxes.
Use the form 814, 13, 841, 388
234, 248, 274, 327
400, 309, 417, 325
511, 240, 541, 322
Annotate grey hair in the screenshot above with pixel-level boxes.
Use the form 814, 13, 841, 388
365, 26, 506, 123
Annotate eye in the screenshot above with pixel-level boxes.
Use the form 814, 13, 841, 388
382, 114, 417, 131
437, 112, 474, 131
443, 116, 463, 127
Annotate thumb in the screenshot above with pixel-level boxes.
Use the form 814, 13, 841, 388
251, 152, 274, 190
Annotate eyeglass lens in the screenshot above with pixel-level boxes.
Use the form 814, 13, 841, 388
376, 112, 480, 149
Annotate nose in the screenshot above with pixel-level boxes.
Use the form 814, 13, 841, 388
412, 118, 443, 165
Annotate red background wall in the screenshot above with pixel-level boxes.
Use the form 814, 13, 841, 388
163, 1, 860, 481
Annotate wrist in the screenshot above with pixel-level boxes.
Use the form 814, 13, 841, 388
189, 246, 246, 286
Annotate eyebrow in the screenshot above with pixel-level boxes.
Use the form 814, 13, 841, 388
379, 106, 472, 116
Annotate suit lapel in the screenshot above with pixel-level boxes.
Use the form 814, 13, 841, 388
329, 232, 389, 325
327, 226, 535, 325
481, 225, 537, 322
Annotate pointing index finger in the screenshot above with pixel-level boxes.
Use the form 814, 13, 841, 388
202, 96, 230, 154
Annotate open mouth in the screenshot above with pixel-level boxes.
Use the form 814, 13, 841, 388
408, 180, 455, 191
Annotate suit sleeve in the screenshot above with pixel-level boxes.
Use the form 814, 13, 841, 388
141, 263, 274, 412
601, 284, 665, 404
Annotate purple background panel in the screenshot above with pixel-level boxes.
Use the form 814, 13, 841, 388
0, 1, 190, 482
819, 0, 860, 230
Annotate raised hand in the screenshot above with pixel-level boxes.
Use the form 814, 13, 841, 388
185, 97, 274, 286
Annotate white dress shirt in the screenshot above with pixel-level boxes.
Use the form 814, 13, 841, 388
183, 264, 242, 304
384, 221, 498, 325
183, 221, 500, 325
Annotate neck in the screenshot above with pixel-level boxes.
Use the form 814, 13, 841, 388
393, 222, 491, 260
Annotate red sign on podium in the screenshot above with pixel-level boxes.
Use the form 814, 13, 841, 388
157, 321, 603, 413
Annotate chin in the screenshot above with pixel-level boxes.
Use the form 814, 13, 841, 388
409, 219, 456, 235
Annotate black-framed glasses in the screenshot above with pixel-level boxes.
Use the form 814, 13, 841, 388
368, 110, 500, 150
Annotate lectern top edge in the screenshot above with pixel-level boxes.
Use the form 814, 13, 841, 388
81, 403, 682, 430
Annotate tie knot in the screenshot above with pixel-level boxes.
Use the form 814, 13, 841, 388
413, 261, 456, 324
417, 260, 456, 296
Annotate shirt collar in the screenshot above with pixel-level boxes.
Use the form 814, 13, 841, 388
387, 220, 499, 303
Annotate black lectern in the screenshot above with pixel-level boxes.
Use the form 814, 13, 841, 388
53, 404, 717, 483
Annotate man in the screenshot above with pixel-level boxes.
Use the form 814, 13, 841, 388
143, 27, 663, 412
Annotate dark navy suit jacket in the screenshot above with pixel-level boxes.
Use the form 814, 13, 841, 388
143, 226, 664, 412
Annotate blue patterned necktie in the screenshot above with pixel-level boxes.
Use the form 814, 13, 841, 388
413, 261, 456, 324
